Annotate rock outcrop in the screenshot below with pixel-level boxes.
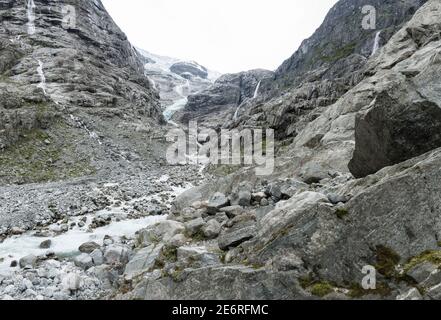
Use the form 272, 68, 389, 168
178, 69, 273, 127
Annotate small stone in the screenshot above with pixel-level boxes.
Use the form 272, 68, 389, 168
260, 198, 269, 206
218, 221, 256, 251
219, 206, 244, 219
104, 245, 130, 265
406, 262, 437, 284
427, 283, 441, 299
252, 192, 267, 202
23, 279, 33, 290
206, 193, 230, 214
62, 273, 81, 291
11, 227, 25, 235
39, 239, 52, 249
202, 219, 221, 239
19, 255, 38, 269
327, 193, 350, 205
10, 260, 18, 268
90, 249, 104, 266
237, 191, 252, 207
185, 218, 206, 236
79, 241, 101, 254
73, 253, 93, 270
166, 234, 187, 248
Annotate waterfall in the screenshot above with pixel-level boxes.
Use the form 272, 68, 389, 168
371, 31, 382, 56
233, 105, 241, 121
27, 0, 36, 35
69, 114, 102, 145
253, 80, 262, 99
36, 60, 47, 95
234, 80, 261, 120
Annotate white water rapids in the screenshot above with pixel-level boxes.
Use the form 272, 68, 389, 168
0, 180, 192, 276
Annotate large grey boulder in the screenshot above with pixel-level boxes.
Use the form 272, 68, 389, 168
349, 92, 441, 178
124, 245, 163, 280
137, 220, 185, 247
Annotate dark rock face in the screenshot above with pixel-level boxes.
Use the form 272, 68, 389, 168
170, 61, 208, 79
349, 92, 441, 178
179, 69, 273, 126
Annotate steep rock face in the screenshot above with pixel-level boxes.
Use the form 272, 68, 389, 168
274, 0, 428, 87
179, 69, 273, 127
0, 0, 163, 184
233, 0, 428, 139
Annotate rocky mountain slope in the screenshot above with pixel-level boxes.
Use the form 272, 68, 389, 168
114, 0, 441, 300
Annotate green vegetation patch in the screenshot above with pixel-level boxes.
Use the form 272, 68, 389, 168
299, 274, 335, 298
0, 125, 95, 184
310, 282, 334, 297
374, 245, 401, 278
335, 208, 349, 219
347, 282, 392, 298
404, 250, 441, 273
319, 42, 357, 63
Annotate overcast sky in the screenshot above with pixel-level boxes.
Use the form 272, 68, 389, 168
101, 0, 338, 74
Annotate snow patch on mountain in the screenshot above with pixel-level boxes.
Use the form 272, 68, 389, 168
137, 49, 221, 123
